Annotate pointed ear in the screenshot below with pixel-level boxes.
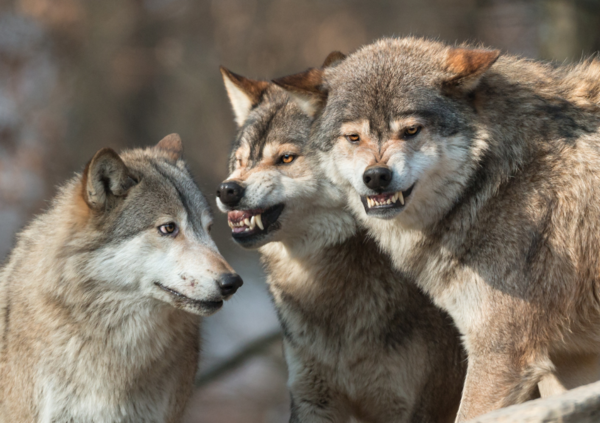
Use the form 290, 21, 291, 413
82, 148, 137, 212
322, 51, 346, 68
155, 133, 183, 161
443, 48, 500, 93
220, 67, 269, 127
272, 68, 326, 117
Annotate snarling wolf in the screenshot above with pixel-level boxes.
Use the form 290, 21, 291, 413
217, 55, 466, 423
0, 135, 242, 423
273, 37, 600, 420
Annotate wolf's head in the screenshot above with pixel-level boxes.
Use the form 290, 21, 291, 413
217, 52, 353, 249
274, 38, 499, 229
75, 134, 242, 316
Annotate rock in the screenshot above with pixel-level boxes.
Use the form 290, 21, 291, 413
469, 381, 600, 422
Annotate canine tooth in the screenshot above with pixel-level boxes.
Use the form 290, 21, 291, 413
392, 193, 398, 203
367, 198, 373, 208
244, 218, 251, 227
399, 192, 404, 205
256, 214, 264, 230
250, 215, 256, 230
228, 221, 234, 229
387, 199, 392, 205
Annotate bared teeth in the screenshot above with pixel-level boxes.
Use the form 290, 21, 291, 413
366, 191, 406, 208
228, 212, 266, 231
255, 214, 264, 230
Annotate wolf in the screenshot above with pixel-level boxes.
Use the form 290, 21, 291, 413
217, 54, 466, 423
0, 134, 243, 423
273, 37, 600, 420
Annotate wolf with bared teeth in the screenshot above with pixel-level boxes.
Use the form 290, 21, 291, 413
274, 37, 600, 420
0, 135, 243, 423
217, 53, 466, 423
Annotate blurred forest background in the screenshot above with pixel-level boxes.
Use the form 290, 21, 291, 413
1, 0, 600, 421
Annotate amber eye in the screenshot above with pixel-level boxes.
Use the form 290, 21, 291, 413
158, 222, 178, 236
345, 134, 360, 143
404, 126, 421, 137
280, 154, 296, 164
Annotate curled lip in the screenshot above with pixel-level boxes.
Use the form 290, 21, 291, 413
154, 282, 223, 309
227, 204, 285, 240
360, 183, 416, 216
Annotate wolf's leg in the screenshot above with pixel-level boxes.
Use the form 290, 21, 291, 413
538, 352, 600, 397
289, 393, 349, 423
455, 352, 544, 422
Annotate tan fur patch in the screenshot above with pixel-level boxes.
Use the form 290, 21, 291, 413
155, 133, 183, 162
220, 67, 269, 106
71, 184, 91, 227
227, 142, 306, 182
339, 120, 418, 166
322, 51, 346, 68
204, 250, 234, 275
445, 48, 500, 77
273, 68, 325, 97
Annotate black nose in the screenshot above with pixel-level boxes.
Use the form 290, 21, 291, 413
363, 166, 392, 191
217, 181, 245, 207
218, 273, 243, 296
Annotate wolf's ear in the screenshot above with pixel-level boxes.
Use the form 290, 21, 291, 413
155, 133, 183, 161
322, 51, 346, 68
82, 148, 136, 212
272, 68, 326, 117
220, 67, 269, 127
443, 47, 500, 93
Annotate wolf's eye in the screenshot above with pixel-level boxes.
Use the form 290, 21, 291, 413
158, 222, 178, 236
345, 134, 360, 143
404, 126, 422, 138
280, 154, 296, 164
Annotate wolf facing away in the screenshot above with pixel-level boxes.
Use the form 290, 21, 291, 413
217, 56, 466, 423
0, 135, 243, 423
273, 38, 600, 420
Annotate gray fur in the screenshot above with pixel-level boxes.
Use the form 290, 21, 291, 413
280, 37, 600, 420
219, 79, 466, 423
0, 137, 236, 422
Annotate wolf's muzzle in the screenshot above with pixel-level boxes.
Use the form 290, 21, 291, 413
217, 181, 245, 207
